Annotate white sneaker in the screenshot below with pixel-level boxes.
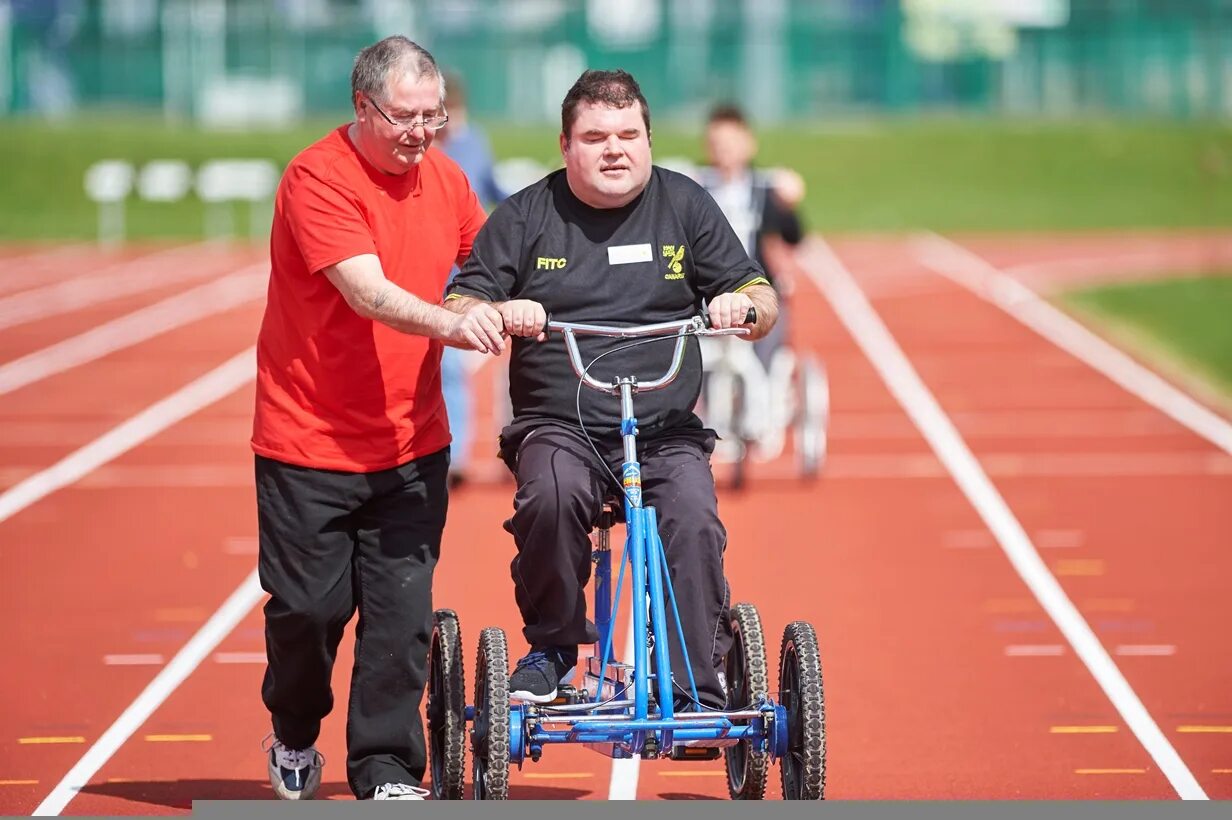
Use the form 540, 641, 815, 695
373, 783, 430, 800
263, 733, 324, 800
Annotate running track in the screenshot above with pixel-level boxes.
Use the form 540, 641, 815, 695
1, 231, 1229, 812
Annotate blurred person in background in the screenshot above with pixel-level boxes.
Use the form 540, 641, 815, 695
445, 69, 778, 710
252, 35, 504, 802
436, 73, 510, 489
697, 104, 805, 366
11, 0, 81, 116
437, 73, 509, 208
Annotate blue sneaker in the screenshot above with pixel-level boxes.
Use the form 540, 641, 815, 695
263, 733, 324, 800
508, 646, 577, 703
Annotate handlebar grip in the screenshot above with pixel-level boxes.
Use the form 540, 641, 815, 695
701, 306, 758, 329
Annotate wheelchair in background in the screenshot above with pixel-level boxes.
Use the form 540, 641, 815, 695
699, 334, 829, 490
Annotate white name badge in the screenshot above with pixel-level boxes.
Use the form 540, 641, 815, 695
607, 243, 653, 265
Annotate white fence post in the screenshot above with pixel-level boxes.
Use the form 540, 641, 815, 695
196, 159, 280, 243
84, 160, 136, 248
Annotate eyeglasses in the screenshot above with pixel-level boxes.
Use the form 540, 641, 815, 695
367, 97, 449, 132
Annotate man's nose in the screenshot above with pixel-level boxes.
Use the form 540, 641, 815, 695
602, 135, 623, 155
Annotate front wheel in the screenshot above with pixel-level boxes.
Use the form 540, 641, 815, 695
725, 603, 769, 800
778, 621, 825, 800
427, 609, 465, 799
471, 627, 510, 800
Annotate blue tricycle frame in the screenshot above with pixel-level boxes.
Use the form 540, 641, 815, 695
427, 314, 826, 801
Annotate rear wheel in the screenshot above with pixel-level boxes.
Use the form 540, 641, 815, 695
427, 609, 465, 800
778, 621, 825, 800
725, 603, 769, 800
471, 627, 510, 800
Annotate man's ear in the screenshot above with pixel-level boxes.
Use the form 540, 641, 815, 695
647, 129, 653, 148
559, 132, 568, 157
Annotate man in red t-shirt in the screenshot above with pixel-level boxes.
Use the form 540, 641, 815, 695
252, 36, 504, 802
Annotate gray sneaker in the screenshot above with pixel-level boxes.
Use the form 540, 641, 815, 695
263, 734, 324, 800
373, 783, 429, 800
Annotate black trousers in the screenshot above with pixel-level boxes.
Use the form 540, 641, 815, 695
502, 424, 731, 709
255, 448, 448, 799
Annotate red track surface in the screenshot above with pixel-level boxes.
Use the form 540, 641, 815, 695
1, 232, 1229, 812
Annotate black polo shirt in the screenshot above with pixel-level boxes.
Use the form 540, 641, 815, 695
448, 166, 768, 446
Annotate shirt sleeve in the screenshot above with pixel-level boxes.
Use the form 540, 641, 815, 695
280, 162, 375, 275
685, 182, 770, 300
447, 197, 524, 303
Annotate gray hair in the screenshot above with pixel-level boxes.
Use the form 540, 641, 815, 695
351, 36, 445, 106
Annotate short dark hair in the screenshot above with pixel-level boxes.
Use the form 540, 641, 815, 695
707, 103, 749, 127
561, 69, 651, 142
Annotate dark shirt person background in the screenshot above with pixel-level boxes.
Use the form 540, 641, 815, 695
252, 36, 504, 802
446, 70, 778, 711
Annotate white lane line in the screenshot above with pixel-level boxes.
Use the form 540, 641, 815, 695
1, 347, 260, 816
0, 347, 254, 525
942, 529, 995, 549
33, 570, 263, 816
1002, 251, 1177, 282
1005, 644, 1065, 657
804, 236, 1207, 800
222, 536, 259, 555
103, 654, 165, 666
0, 464, 252, 491
1116, 645, 1177, 657
912, 232, 1232, 456
0, 246, 91, 296
838, 408, 1190, 441
1035, 529, 1085, 549
213, 651, 266, 664
0, 419, 246, 447
608, 611, 640, 799
0, 244, 217, 332
0, 266, 266, 396
2, 451, 1226, 492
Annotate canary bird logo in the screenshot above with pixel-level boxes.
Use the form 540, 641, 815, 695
661, 244, 685, 279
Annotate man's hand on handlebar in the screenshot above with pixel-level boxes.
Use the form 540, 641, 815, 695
707, 292, 757, 331
447, 300, 506, 354
500, 299, 548, 342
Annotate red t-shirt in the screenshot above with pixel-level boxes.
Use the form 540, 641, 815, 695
252, 125, 486, 472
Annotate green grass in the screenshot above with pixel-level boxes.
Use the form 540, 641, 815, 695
1, 116, 1231, 240
1061, 275, 1232, 400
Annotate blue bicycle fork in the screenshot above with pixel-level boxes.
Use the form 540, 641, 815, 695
591, 379, 706, 747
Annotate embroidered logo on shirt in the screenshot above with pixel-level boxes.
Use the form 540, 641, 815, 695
536, 256, 567, 271
662, 244, 686, 280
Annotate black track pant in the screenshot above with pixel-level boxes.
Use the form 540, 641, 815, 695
502, 424, 731, 709
256, 448, 448, 798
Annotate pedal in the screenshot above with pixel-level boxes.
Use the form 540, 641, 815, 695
548, 684, 585, 706
670, 746, 722, 761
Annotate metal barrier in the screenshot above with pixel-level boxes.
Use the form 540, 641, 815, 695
8, 1, 1232, 122
82, 157, 279, 246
